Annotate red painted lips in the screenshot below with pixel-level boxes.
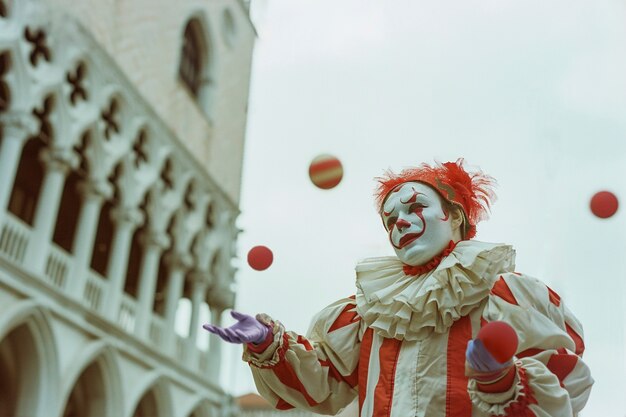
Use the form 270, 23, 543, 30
398, 232, 423, 248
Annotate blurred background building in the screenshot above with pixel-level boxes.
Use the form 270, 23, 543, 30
0, 0, 254, 415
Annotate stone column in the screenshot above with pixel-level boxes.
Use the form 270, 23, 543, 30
27, 147, 78, 273
163, 251, 192, 354
69, 179, 112, 300
207, 305, 225, 381
187, 272, 208, 353
135, 229, 170, 339
102, 206, 143, 320
0, 112, 38, 217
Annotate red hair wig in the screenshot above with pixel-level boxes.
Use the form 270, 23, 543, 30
374, 159, 496, 239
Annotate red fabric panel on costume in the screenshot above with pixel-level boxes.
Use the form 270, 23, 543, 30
272, 351, 319, 406
445, 315, 473, 417
358, 328, 374, 413
517, 348, 544, 358
246, 328, 274, 353
565, 323, 585, 356
490, 276, 519, 305
546, 353, 578, 385
328, 303, 360, 333
501, 366, 538, 416
297, 335, 313, 351
547, 286, 561, 307
276, 398, 295, 410
372, 337, 402, 417
319, 359, 359, 388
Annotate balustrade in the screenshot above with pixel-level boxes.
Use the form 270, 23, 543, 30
84, 270, 106, 311
44, 243, 71, 289
0, 212, 30, 264
118, 293, 137, 333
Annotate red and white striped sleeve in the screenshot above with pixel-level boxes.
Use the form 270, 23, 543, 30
469, 272, 593, 416
242, 296, 362, 415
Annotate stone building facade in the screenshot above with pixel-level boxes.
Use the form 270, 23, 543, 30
0, 0, 254, 415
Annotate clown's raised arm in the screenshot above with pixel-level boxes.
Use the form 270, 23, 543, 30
204, 159, 593, 417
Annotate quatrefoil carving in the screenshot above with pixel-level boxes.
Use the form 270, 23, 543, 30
67, 62, 88, 105
24, 27, 52, 66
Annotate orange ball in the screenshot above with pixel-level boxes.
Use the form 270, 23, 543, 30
247, 246, 273, 271
308, 154, 343, 190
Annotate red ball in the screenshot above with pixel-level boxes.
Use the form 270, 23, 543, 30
477, 321, 518, 364
247, 246, 273, 271
590, 191, 619, 219
308, 154, 344, 190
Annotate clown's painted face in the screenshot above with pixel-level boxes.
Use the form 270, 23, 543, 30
381, 182, 455, 266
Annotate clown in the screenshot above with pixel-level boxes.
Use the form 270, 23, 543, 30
204, 159, 593, 417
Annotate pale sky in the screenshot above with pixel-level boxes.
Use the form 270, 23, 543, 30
220, 1, 626, 415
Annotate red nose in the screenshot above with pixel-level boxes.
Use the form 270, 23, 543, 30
396, 218, 411, 230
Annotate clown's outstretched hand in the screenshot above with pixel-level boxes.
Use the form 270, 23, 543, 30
203, 311, 270, 345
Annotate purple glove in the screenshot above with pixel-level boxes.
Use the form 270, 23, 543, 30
466, 339, 512, 373
202, 311, 270, 345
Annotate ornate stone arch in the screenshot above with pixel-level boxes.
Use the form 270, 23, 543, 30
59, 340, 123, 417
127, 373, 174, 417
182, 397, 214, 417
0, 301, 60, 417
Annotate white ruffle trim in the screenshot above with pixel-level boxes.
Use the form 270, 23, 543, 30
355, 240, 515, 341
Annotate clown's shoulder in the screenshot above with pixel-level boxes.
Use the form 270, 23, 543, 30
488, 269, 573, 316
306, 295, 363, 341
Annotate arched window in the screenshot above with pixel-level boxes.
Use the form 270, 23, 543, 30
0, 324, 42, 417
152, 254, 168, 316
90, 200, 114, 277
132, 390, 158, 417
124, 222, 147, 298
90, 165, 120, 277
62, 361, 107, 417
174, 274, 194, 338
52, 171, 81, 253
179, 19, 206, 98
8, 138, 45, 225
54, 133, 88, 252
153, 217, 175, 316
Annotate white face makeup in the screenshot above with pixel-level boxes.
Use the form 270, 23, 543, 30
381, 182, 455, 266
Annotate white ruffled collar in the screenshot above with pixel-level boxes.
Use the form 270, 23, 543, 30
355, 240, 516, 341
